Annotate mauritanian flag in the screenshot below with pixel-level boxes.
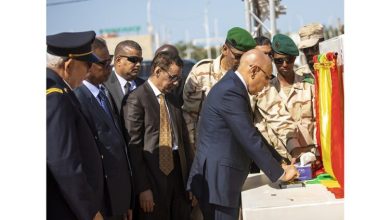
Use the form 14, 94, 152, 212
313, 52, 344, 198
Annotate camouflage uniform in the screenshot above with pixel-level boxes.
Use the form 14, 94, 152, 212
182, 55, 227, 153
254, 69, 316, 160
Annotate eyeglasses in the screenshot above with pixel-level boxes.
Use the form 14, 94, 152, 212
250, 65, 272, 80
162, 69, 181, 82
302, 45, 319, 54
119, 55, 143, 63
96, 58, 112, 68
273, 56, 295, 65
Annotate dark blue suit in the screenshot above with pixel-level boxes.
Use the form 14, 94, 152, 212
47, 68, 104, 220
74, 84, 134, 217
187, 70, 284, 220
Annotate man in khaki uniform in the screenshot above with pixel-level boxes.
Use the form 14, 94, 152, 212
296, 23, 325, 76
182, 27, 256, 153
255, 34, 317, 164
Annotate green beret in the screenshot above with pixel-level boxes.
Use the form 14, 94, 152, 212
226, 27, 256, 52
272, 34, 299, 56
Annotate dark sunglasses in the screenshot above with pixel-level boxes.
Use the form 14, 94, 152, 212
162, 69, 181, 82
302, 45, 319, 54
119, 55, 143, 63
96, 58, 112, 68
273, 56, 295, 65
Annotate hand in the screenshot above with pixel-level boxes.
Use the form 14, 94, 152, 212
123, 209, 132, 220
281, 164, 299, 182
290, 146, 315, 164
140, 189, 154, 213
188, 191, 198, 207
93, 211, 103, 220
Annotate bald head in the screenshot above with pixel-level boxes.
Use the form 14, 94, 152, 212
237, 49, 273, 95
238, 49, 272, 73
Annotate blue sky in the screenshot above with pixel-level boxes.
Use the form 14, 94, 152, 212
47, 0, 344, 43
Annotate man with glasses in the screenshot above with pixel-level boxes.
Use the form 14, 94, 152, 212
104, 40, 145, 112
122, 51, 194, 220
46, 31, 104, 220
74, 37, 135, 220
254, 34, 317, 165
187, 49, 298, 220
182, 27, 256, 157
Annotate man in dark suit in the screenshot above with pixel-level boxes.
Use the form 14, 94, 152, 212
46, 31, 104, 220
74, 37, 134, 220
104, 40, 145, 112
187, 49, 299, 220
122, 52, 195, 220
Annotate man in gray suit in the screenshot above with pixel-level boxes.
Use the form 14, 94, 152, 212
187, 49, 298, 220
104, 40, 145, 112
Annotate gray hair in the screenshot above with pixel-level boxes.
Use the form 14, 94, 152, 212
46, 53, 68, 69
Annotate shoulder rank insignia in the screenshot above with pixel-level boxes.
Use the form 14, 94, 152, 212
46, 88, 64, 95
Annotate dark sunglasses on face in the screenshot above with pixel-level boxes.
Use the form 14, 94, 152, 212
273, 56, 295, 65
96, 58, 112, 68
302, 45, 319, 54
119, 55, 143, 63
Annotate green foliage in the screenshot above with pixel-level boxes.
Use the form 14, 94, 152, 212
175, 41, 219, 62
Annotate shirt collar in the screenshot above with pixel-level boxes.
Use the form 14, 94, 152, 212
62, 79, 73, 90
83, 80, 100, 98
147, 79, 162, 97
114, 68, 128, 89
234, 70, 248, 91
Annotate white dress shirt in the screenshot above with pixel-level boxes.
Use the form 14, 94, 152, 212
114, 68, 137, 94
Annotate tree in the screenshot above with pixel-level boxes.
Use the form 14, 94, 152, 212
175, 41, 218, 62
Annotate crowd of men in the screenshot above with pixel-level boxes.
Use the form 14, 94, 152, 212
47, 23, 325, 220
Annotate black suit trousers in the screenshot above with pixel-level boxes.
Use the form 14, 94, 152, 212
137, 151, 191, 220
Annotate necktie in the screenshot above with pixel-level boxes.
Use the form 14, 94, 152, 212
158, 94, 174, 175
98, 87, 113, 118
124, 81, 132, 94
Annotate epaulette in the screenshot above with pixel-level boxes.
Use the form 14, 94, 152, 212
46, 87, 64, 95
302, 73, 314, 84
193, 58, 213, 68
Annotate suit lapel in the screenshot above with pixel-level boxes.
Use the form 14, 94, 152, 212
166, 99, 179, 145
143, 82, 160, 117
104, 71, 124, 108
229, 71, 254, 121
80, 85, 119, 130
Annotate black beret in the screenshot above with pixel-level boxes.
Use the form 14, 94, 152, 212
47, 31, 99, 63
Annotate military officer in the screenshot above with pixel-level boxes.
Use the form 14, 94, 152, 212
296, 23, 325, 75
182, 27, 256, 154
254, 34, 317, 164
46, 31, 104, 220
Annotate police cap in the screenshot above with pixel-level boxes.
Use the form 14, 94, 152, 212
272, 34, 299, 56
47, 31, 99, 63
225, 27, 256, 52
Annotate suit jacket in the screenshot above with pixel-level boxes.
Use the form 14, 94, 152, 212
104, 70, 145, 113
122, 81, 193, 195
187, 70, 284, 208
74, 84, 134, 216
46, 68, 104, 220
